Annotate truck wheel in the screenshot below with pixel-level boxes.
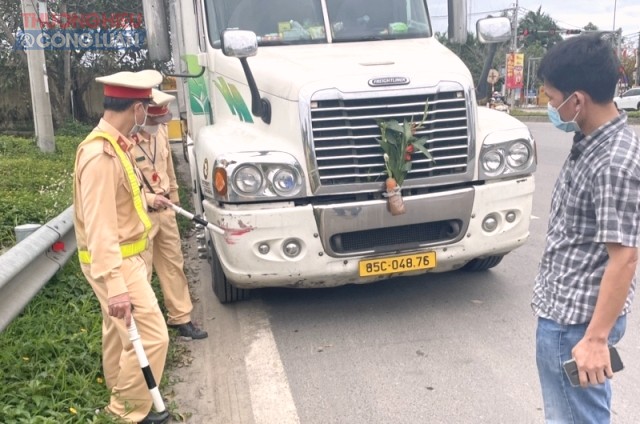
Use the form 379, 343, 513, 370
209, 241, 248, 303
461, 255, 504, 271
182, 137, 189, 163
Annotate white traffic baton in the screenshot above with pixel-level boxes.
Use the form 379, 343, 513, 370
169, 204, 225, 235
127, 316, 166, 413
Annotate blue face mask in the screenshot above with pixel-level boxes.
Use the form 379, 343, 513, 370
547, 93, 580, 133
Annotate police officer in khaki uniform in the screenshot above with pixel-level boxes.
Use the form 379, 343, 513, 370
134, 89, 207, 340
73, 71, 170, 424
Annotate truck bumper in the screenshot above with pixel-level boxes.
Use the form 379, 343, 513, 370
203, 176, 534, 288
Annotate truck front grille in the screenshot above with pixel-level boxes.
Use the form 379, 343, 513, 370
310, 91, 469, 187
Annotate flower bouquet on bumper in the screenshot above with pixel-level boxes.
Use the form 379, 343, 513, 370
376, 103, 434, 216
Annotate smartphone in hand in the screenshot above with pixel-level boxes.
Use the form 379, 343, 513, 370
562, 346, 624, 387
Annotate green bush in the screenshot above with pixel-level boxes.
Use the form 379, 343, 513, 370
0, 135, 79, 249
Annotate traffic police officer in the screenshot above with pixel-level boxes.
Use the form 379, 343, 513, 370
135, 89, 207, 340
73, 70, 170, 424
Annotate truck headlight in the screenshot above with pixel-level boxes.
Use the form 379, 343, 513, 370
506, 141, 531, 169
479, 130, 536, 180
482, 151, 505, 175
271, 167, 302, 196
214, 151, 306, 202
233, 165, 263, 194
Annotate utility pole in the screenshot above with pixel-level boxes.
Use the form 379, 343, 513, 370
511, 1, 518, 52
20, 0, 55, 153
508, 0, 519, 107
636, 33, 640, 87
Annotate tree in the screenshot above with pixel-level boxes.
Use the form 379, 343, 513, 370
583, 22, 599, 31
0, 0, 165, 129
436, 31, 507, 101
518, 7, 562, 50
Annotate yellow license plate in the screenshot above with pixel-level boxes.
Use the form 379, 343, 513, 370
359, 252, 437, 277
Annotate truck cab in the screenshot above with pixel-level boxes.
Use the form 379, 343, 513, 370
144, 0, 536, 303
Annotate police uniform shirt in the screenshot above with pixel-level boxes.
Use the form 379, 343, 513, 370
134, 124, 180, 206
74, 118, 150, 298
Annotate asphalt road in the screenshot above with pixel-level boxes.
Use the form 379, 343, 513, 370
171, 122, 640, 424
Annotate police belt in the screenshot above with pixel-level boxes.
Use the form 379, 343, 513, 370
78, 239, 148, 264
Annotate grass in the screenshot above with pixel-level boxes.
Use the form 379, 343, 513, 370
0, 124, 194, 423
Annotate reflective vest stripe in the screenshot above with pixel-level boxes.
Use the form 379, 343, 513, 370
76, 131, 151, 264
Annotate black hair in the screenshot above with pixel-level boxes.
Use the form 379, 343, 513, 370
103, 97, 150, 112
537, 34, 620, 104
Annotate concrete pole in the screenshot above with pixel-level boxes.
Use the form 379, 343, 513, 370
636, 33, 640, 87
509, 1, 519, 107
21, 0, 55, 153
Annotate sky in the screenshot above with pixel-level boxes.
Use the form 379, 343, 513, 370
429, 0, 640, 46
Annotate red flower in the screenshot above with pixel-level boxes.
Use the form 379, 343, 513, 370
404, 153, 412, 161
405, 145, 414, 153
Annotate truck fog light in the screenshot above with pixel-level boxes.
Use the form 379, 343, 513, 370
258, 243, 270, 255
482, 214, 499, 232
283, 239, 301, 258
505, 211, 517, 223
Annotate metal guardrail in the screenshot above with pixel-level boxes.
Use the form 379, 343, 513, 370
0, 206, 76, 332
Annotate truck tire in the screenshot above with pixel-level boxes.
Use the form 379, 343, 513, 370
209, 241, 248, 303
461, 255, 504, 272
182, 137, 189, 163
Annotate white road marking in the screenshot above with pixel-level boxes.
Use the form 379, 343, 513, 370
239, 304, 300, 424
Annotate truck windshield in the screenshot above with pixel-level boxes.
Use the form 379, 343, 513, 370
205, 0, 432, 46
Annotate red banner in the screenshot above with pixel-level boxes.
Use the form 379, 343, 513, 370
506, 53, 524, 89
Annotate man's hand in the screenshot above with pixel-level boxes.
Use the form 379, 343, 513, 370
152, 194, 172, 209
571, 338, 612, 387
108, 292, 132, 327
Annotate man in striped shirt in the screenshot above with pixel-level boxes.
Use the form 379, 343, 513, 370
533, 34, 640, 423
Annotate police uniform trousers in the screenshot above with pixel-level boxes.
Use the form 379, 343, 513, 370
141, 207, 193, 325
82, 255, 169, 422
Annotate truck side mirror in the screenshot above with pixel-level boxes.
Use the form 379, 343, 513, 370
221, 30, 258, 58
476, 17, 512, 44
221, 30, 271, 124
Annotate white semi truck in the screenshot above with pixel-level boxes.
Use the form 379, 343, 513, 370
142, 0, 536, 303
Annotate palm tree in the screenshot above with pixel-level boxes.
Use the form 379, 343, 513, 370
518, 7, 562, 49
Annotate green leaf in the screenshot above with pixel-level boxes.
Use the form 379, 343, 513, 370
403, 121, 414, 143
375, 101, 431, 186
384, 120, 404, 134
413, 141, 435, 163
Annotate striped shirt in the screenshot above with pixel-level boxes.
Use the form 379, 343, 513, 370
532, 113, 640, 325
